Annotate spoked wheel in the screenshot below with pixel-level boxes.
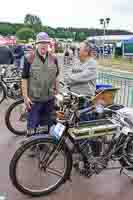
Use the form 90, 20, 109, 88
5, 99, 27, 136
125, 138, 133, 164
9, 137, 72, 197
120, 136, 133, 178
0, 83, 6, 104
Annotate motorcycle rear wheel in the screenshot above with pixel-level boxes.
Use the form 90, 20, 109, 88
120, 136, 133, 174
5, 98, 26, 136
0, 82, 6, 104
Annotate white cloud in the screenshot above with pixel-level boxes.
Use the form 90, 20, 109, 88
0, 0, 133, 31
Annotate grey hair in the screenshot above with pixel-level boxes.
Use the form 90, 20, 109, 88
84, 40, 95, 52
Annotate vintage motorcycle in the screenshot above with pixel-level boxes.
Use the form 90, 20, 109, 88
4, 82, 122, 136
9, 88, 133, 197
0, 65, 22, 104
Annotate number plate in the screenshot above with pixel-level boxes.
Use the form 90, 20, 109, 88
52, 123, 66, 139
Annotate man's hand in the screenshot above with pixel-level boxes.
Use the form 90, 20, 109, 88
22, 79, 32, 110
54, 88, 58, 95
54, 85, 59, 95
48, 44, 56, 57
53, 80, 59, 95
24, 96, 33, 111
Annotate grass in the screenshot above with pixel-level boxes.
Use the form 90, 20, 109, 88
98, 57, 133, 72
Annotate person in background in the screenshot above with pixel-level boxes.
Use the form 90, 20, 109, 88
24, 45, 34, 55
107, 45, 111, 58
14, 45, 24, 69
70, 45, 76, 56
100, 46, 103, 57
64, 44, 70, 64
77, 47, 80, 58
21, 32, 59, 142
64, 45, 69, 56
0, 45, 14, 65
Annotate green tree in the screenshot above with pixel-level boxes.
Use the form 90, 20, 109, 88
43, 26, 56, 38
0, 21, 133, 38
13, 23, 24, 32
16, 27, 35, 41
76, 32, 86, 41
48, 29, 56, 38
0, 23, 16, 36
43, 26, 49, 33
62, 31, 73, 39
24, 14, 42, 33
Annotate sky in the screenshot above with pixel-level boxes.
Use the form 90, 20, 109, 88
0, 0, 133, 31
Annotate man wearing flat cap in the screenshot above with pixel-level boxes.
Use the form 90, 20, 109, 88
21, 32, 59, 137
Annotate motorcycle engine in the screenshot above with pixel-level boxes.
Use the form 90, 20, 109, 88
9, 82, 21, 98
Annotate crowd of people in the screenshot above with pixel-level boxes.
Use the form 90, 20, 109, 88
95, 45, 113, 58
63, 43, 113, 63
0, 43, 33, 69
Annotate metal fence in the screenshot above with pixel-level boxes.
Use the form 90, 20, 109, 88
97, 70, 133, 107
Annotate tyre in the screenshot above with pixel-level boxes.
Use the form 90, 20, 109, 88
120, 136, 133, 170
5, 98, 26, 136
0, 82, 6, 104
9, 136, 72, 196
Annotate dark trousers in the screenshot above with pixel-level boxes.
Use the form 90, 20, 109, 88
27, 98, 55, 135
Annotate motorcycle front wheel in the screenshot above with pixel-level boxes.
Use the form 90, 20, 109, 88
9, 136, 72, 197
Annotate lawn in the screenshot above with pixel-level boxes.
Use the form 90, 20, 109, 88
98, 57, 133, 72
